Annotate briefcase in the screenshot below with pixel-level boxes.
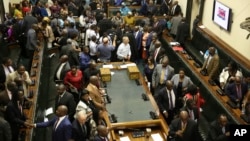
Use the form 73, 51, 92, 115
100, 68, 111, 82
127, 66, 140, 80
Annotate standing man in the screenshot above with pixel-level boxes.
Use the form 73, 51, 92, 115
54, 55, 71, 83
168, 110, 200, 141
97, 36, 117, 63
26, 24, 40, 72
94, 125, 110, 141
0, 110, 12, 141
0, 58, 14, 91
200, 47, 220, 81
171, 1, 181, 16
156, 80, 177, 124
152, 56, 175, 96
55, 84, 76, 122
71, 111, 89, 141
207, 114, 230, 141
6, 65, 32, 98
116, 36, 131, 61
32, 105, 72, 141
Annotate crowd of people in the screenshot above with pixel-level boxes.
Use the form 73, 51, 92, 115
0, 0, 250, 141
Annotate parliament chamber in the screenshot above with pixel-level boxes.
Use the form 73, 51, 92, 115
0, 0, 250, 141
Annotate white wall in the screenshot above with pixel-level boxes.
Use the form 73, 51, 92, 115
202, 0, 250, 60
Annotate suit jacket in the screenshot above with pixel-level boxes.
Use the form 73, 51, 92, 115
55, 91, 76, 121
86, 83, 104, 104
168, 118, 200, 141
226, 82, 248, 103
26, 28, 37, 50
201, 54, 220, 80
157, 87, 177, 112
152, 64, 175, 88
134, 30, 142, 50
0, 90, 11, 106
54, 61, 71, 82
175, 21, 190, 45
0, 65, 7, 84
23, 15, 38, 35
171, 74, 193, 91
5, 101, 26, 136
36, 117, 72, 141
171, 5, 181, 16
0, 117, 12, 141
153, 47, 166, 64
207, 120, 230, 141
71, 119, 88, 141
6, 71, 32, 97
93, 135, 109, 141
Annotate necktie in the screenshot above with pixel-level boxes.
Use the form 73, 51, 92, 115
58, 96, 62, 103
181, 122, 186, 132
189, 110, 193, 120
169, 90, 173, 109
7, 66, 12, 73
237, 85, 242, 99
160, 69, 165, 84
18, 101, 23, 114
222, 126, 225, 134
54, 118, 60, 130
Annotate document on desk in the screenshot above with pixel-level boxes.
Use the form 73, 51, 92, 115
120, 63, 136, 68
151, 133, 163, 141
103, 64, 114, 69
120, 136, 131, 141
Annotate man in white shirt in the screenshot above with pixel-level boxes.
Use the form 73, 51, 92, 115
0, 58, 14, 91
116, 36, 131, 61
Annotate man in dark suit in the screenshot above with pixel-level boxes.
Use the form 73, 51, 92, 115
0, 58, 14, 91
133, 26, 143, 52
168, 110, 200, 141
200, 47, 220, 80
5, 82, 31, 141
226, 76, 248, 107
171, 0, 182, 16
153, 41, 166, 64
175, 18, 190, 47
71, 110, 89, 141
157, 80, 177, 124
54, 55, 71, 83
0, 110, 12, 141
94, 125, 109, 141
181, 99, 199, 121
23, 11, 38, 36
32, 105, 72, 141
55, 84, 76, 122
207, 114, 230, 141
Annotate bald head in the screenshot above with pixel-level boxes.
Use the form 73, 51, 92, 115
60, 55, 69, 63
166, 80, 173, 90
155, 41, 161, 48
56, 105, 68, 117
179, 110, 189, 122
161, 56, 169, 67
89, 75, 98, 84
76, 111, 87, 124
103, 37, 109, 44
209, 47, 216, 56
97, 125, 108, 137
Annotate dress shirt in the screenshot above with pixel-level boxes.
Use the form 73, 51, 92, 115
168, 89, 176, 109
55, 115, 67, 130
116, 43, 131, 60
153, 47, 160, 61
3, 65, 14, 76
206, 55, 213, 69
56, 62, 66, 80
188, 109, 194, 120
89, 40, 97, 56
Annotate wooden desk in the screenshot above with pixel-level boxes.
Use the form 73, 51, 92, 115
99, 62, 169, 141
23, 42, 44, 141
162, 33, 247, 124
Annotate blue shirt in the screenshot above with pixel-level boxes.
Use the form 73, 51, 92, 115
120, 7, 131, 16
79, 52, 90, 70
97, 44, 115, 61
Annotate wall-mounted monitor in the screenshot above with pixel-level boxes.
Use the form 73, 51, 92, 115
212, 0, 232, 31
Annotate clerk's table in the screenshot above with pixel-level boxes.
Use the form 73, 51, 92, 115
99, 62, 169, 141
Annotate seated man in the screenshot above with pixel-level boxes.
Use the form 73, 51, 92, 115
225, 76, 248, 108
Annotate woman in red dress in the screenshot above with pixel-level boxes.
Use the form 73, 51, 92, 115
64, 65, 83, 103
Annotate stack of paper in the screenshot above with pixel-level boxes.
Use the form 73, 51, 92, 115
151, 133, 163, 141
120, 136, 131, 141
103, 64, 113, 69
